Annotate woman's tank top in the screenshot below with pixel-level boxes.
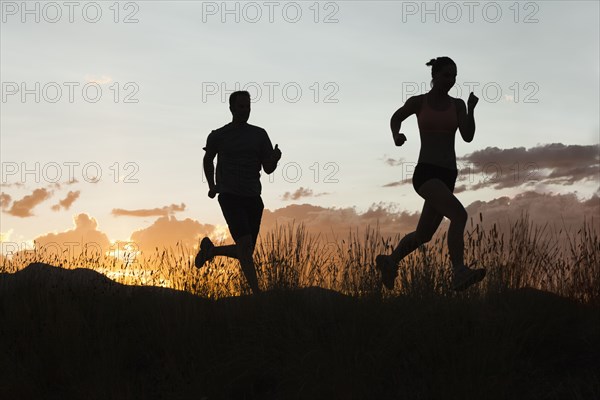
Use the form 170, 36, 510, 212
417, 94, 458, 134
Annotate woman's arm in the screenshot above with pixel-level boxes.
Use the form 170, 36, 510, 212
457, 93, 478, 143
390, 95, 419, 146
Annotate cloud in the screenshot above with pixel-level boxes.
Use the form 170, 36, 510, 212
453, 185, 467, 194
129, 216, 216, 254
112, 203, 186, 217
46, 177, 78, 190
281, 187, 330, 201
51, 191, 81, 211
384, 157, 406, 167
465, 191, 599, 234
259, 190, 599, 252
8, 192, 595, 261
457, 143, 599, 190
85, 74, 113, 85
0, 182, 24, 188
262, 203, 421, 240
0, 193, 11, 209
0, 229, 13, 242
33, 213, 111, 258
5, 188, 51, 217
382, 181, 404, 188
382, 143, 599, 191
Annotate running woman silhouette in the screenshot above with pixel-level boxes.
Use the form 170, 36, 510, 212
376, 57, 486, 291
195, 90, 282, 295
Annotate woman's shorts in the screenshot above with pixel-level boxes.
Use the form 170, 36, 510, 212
412, 163, 458, 194
218, 193, 264, 245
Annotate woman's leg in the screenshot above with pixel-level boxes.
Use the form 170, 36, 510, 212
414, 178, 468, 269
390, 201, 444, 263
379, 176, 483, 290
378, 193, 446, 289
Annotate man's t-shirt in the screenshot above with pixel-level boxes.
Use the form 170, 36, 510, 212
204, 123, 274, 197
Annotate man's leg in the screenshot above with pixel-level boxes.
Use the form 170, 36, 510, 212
216, 193, 262, 294
195, 237, 260, 294
196, 193, 241, 268
236, 234, 260, 294
215, 193, 243, 260
212, 245, 237, 258
238, 195, 263, 294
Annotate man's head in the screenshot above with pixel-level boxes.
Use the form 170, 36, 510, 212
229, 91, 251, 124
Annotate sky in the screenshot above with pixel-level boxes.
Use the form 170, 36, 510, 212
1, 0, 599, 257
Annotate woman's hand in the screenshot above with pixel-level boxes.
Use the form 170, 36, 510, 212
393, 132, 407, 146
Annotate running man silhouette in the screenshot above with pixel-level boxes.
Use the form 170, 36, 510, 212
376, 57, 486, 291
195, 90, 282, 295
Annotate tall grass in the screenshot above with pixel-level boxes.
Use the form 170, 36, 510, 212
1, 213, 598, 304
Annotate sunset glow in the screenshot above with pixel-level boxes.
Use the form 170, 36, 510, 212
1, 1, 598, 270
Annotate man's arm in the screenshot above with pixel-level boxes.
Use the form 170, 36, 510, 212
262, 144, 281, 174
202, 130, 219, 198
203, 150, 216, 189
260, 131, 281, 174
203, 147, 218, 199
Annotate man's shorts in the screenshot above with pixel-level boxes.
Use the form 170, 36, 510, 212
412, 163, 458, 194
218, 193, 264, 245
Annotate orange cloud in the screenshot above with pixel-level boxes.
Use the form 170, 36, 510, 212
262, 203, 421, 240
129, 216, 216, 254
5, 188, 51, 217
47, 177, 79, 190
112, 203, 186, 217
51, 191, 80, 211
0, 182, 24, 188
34, 213, 111, 258
0, 193, 11, 209
85, 74, 113, 85
260, 191, 599, 249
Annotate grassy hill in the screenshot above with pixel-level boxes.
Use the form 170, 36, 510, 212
1, 262, 599, 399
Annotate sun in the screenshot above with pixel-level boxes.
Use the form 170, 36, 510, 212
209, 224, 230, 244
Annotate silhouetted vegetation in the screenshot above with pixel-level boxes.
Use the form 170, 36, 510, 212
1, 215, 598, 399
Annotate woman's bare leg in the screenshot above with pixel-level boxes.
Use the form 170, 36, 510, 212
415, 178, 468, 269
378, 191, 446, 289
390, 201, 444, 263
